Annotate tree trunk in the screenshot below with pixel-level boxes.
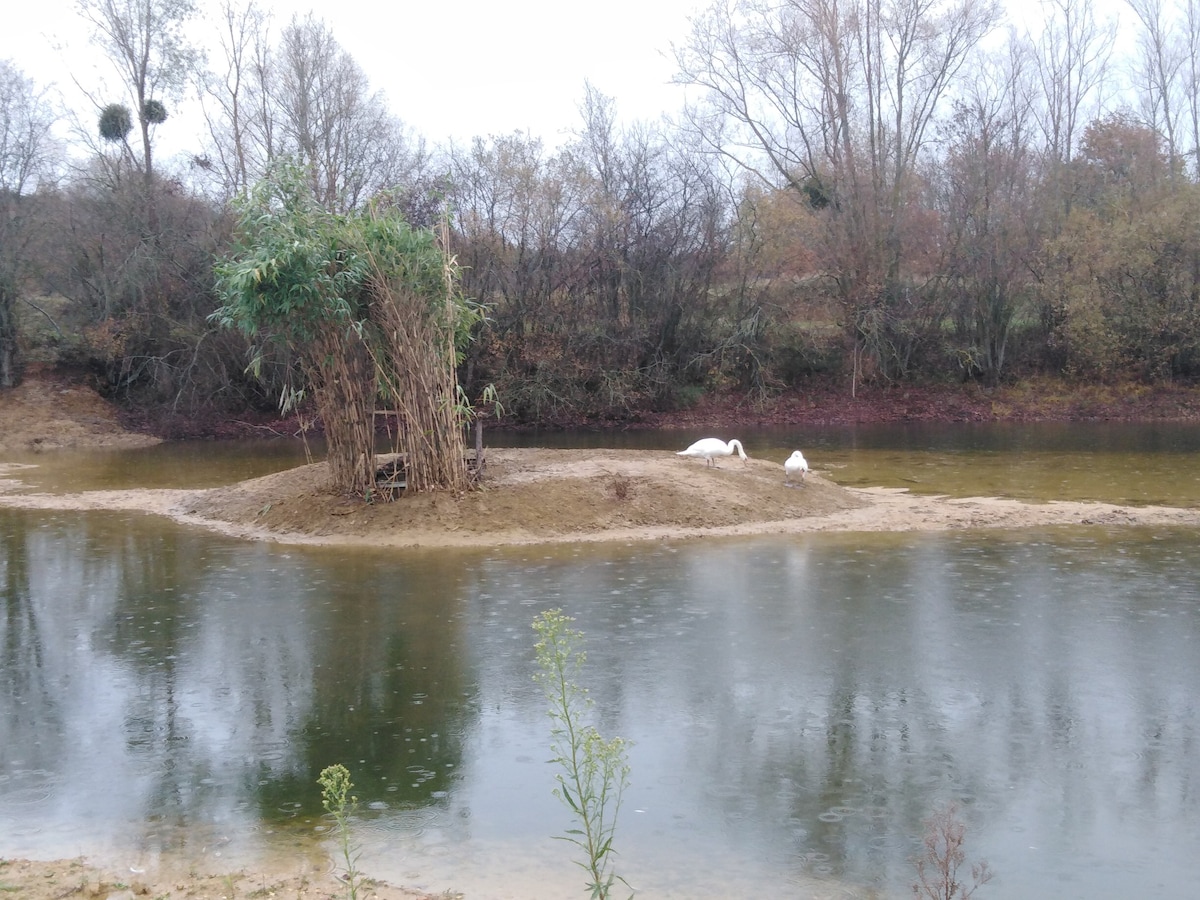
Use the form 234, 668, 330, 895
0, 288, 17, 389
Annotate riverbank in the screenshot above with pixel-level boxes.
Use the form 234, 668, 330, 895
6, 370, 1200, 455
632, 375, 1200, 429
0, 857, 441, 900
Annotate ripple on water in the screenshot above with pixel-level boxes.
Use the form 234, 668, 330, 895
0, 785, 53, 805
371, 806, 437, 838
867, 834, 890, 851
254, 744, 289, 763
798, 850, 837, 879
0, 769, 61, 807
704, 783, 744, 801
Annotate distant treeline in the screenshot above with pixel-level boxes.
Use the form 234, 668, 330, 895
4, 0, 1200, 423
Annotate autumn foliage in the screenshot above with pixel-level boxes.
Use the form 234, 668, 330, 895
5, 0, 1200, 428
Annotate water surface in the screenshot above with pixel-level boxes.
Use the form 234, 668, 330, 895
2, 425, 1199, 898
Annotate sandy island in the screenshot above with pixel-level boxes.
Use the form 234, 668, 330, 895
4, 373, 1200, 547
4, 447, 1200, 548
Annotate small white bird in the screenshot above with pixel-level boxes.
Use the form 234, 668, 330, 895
784, 450, 809, 485
677, 437, 748, 467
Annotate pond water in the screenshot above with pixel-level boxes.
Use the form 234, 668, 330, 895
2, 422, 1199, 899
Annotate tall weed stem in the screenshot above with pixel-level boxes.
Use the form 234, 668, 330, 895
318, 763, 362, 900
533, 609, 633, 899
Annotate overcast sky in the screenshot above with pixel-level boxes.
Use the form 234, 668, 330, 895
3, 0, 1145, 167
1, 0, 709, 153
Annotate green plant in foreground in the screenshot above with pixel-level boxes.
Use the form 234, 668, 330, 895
533, 609, 633, 900
318, 763, 363, 900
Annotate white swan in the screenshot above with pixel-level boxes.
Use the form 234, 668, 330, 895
677, 437, 748, 467
784, 450, 809, 484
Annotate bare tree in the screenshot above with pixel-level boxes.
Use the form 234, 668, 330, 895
570, 86, 733, 387
442, 89, 735, 420
0, 60, 60, 388
673, 0, 1001, 381
1184, 0, 1200, 177
936, 37, 1040, 384
1126, 0, 1185, 178
77, 0, 199, 183
271, 14, 425, 211
448, 130, 579, 326
194, 0, 273, 199
1028, 0, 1115, 167
198, 8, 427, 211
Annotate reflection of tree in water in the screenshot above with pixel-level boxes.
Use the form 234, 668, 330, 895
3, 513, 475, 840
0, 510, 63, 767
0, 512, 272, 848
97, 520, 223, 831
2, 514, 322, 848
255, 565, 473, 822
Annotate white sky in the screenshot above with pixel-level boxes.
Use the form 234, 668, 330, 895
0, 0, 710, 153
2, 0, 1142, 165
